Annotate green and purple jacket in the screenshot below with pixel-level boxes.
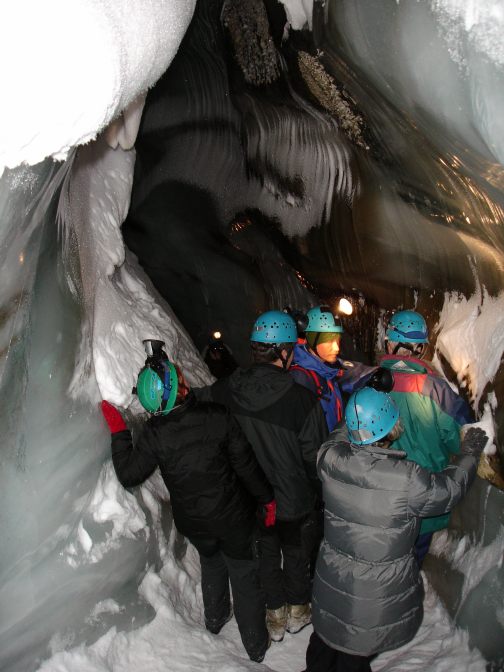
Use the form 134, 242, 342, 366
379, 355, 474, 535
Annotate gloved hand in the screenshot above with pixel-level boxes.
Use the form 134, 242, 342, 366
101, 400, 127, 434
460, 427, 488, 458
262, 500, 277, 527
367, 367, 394, 393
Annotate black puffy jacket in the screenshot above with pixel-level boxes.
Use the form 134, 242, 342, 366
197, 364, 328, 521
111, 394, 273, 539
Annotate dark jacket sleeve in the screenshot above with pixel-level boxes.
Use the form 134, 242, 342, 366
338, 362, 377, 394
111, 427, 158, 489
193, 385, 214, 403
298, 402, 328, 499
225, 414, 274, 504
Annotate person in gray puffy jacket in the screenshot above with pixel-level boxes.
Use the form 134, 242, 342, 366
305, 387, 487, 672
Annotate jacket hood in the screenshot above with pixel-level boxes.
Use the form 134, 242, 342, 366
293, 344, 342, 381
379, 354, 434, 375
324, 422, 407, 460
227, 364, 294, 412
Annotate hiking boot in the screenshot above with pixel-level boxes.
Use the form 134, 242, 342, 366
286, 603, 311, 634
266, 605, 288, 642
205, 606, 233, 635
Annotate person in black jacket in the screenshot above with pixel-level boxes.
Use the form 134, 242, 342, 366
100, 343, 275, 663
197, 311, 328, 644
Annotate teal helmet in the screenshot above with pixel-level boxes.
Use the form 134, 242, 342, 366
306, 306, 344, 333
345, 388, 399, 445
250, 310, 297, 343
136, 360, 178, 415
386, 310, 428, 344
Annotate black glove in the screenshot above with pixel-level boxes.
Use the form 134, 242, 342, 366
367, 367, 394, 393
460, 427, 487, 458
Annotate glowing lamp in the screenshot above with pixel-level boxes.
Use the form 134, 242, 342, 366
338, 298, 353, 316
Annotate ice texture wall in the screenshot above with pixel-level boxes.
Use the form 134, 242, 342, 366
0, 2, 201, 669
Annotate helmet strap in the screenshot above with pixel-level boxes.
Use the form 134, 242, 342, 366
273, 345, 290, 370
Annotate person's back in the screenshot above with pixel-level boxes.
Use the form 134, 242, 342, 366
209, 363, 325, 520
379, 355, 472, 470
379, 310, 473, 560
305, 388, 486, 672
112, 393, 270, 539
101, 345, 273, 663
198, 311, 328, 642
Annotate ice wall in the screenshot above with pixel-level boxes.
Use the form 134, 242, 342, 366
0, 0, 197, 173
0, 2, 202, 669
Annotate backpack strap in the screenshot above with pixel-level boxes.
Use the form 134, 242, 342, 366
292, 365, 343, 422
291, 365, 324, 399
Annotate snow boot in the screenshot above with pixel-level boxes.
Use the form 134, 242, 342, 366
286, 603, 311, 634
266, 605, 288, 642
249, 634, 271, 663
205, 606, 233, 635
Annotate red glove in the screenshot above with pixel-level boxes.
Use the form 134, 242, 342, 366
263, 500, 277, 527
101, 400, 127, 434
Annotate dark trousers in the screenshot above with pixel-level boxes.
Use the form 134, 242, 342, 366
414, 532, 433, 568
305, 632, 373, 672
190, 531, 268, 662
259, 514, 316, 609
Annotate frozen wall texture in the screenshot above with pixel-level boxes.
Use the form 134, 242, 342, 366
0, 0, 503, 670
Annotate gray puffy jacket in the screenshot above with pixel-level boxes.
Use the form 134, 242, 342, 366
312, 425, 479, 656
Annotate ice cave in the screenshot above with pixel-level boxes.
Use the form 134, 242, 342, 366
1, 0, 503, 670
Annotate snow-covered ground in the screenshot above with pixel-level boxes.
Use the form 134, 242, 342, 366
38, 460, 489, 672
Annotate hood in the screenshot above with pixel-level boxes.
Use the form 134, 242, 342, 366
326, 422, 407, 459
379, 354, 434, 375
227, 364, 294, 412
293, 344, 342, 380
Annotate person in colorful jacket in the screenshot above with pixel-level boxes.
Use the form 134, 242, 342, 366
379, 309, 474, 565
291, 306, 391, 432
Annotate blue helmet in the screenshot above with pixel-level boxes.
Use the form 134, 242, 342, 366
345, 388, 399, 445
250, 310, 297, 343
306, 306, 344, 333
386, 310, 428, 344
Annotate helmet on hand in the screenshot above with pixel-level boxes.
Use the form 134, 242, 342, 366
386, 310, 428, 344
136, 359, 179, 415
306, 306, 344, 334
345, 388, 399, 445
250, 310, 297, 344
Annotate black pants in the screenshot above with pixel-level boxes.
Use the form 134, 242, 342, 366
305, 632, 374, 672
189, 531, 268, 662
259, 514, 316, 609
